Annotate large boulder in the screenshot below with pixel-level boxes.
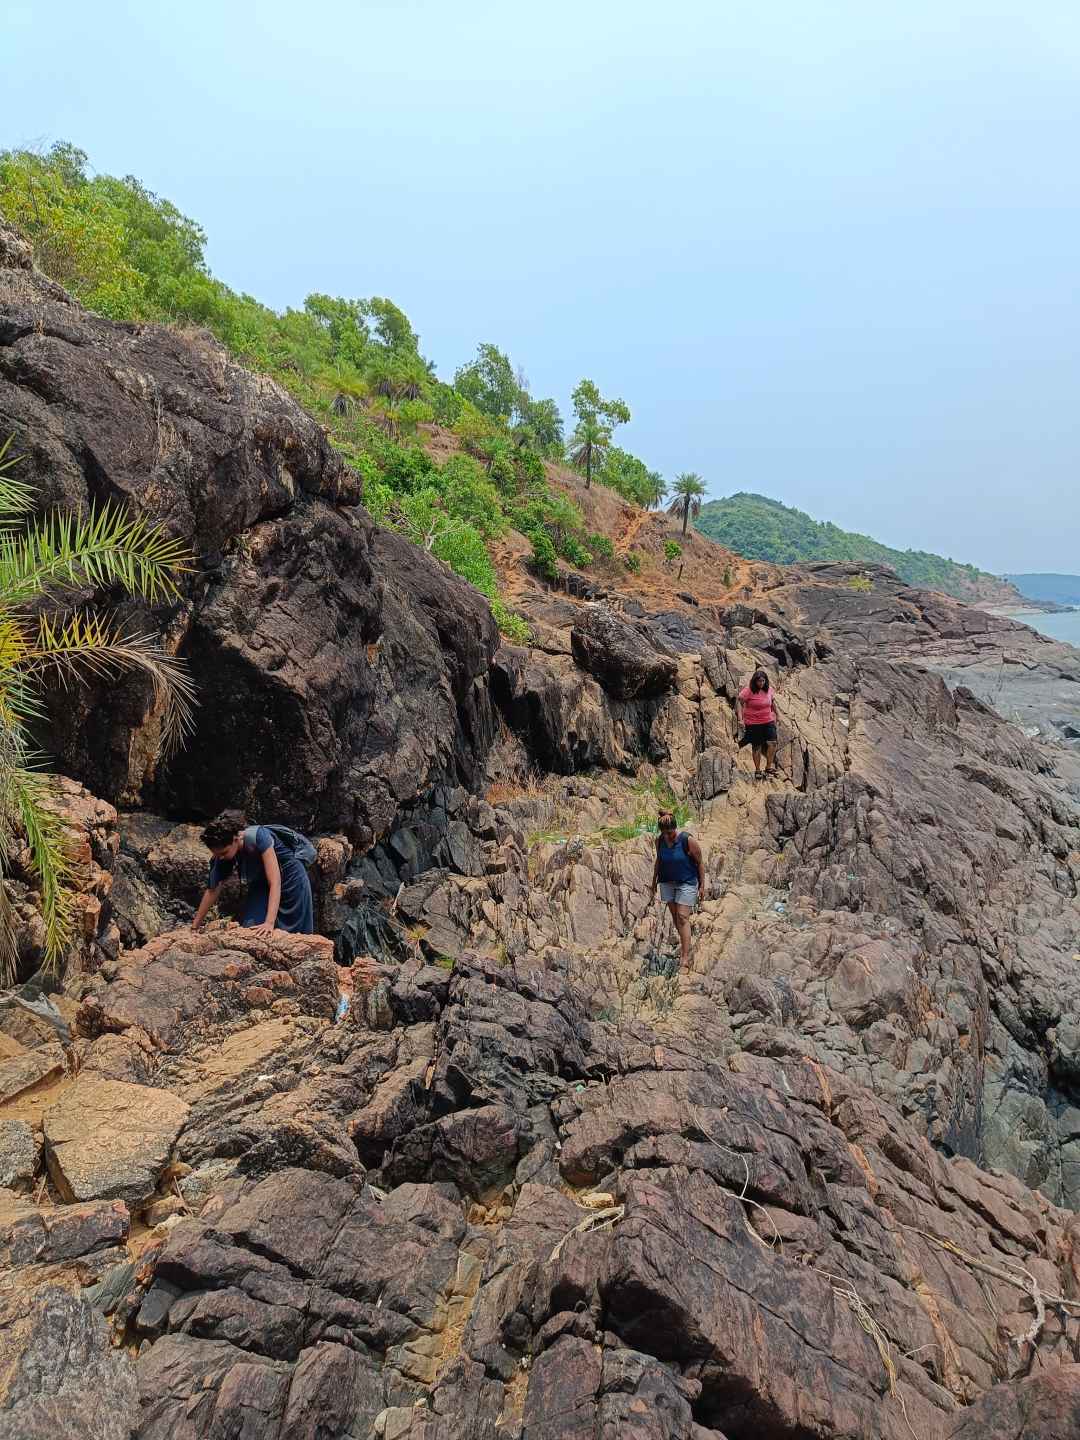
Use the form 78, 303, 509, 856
0, 220, 499, 837
570, 604, 678, 700
76, 924, 338, 1050
0, 1288, 137, 1440
43, 1076, 189, 1205
946, 1366, 1080, 1438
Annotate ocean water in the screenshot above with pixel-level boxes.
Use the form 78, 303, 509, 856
1018, 609, 1080, 648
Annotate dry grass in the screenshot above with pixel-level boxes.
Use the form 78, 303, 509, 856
486, 769, 548, 807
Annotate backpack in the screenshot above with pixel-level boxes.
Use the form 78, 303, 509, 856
243, 824, 317, 869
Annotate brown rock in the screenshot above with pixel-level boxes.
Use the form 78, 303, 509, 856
946, 1366, 1080, 1438
43, 1076, 189, 1205
0, 1045, 64, 1104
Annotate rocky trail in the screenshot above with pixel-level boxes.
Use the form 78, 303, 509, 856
4, 220, 1080, 1437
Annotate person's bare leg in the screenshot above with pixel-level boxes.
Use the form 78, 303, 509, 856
752, 744, 764, 776
673, 903, 691, 965
765, 740, 777, 774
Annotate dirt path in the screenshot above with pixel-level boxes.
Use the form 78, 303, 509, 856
614, 506, 651, 556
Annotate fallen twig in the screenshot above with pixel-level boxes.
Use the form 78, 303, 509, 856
548, 1205, 624, 1262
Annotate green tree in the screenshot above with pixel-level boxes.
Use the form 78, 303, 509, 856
595, 446, 663, 507
645, 472, 668, 509
571, 379, 631, 430
365, 297, 418, 353
668, 472, 706, 535
0, 440, 194, 980
453, 343, 519, 421
568, 414, 609, 490
569, 380, 630, 488
513, 395, 564, 457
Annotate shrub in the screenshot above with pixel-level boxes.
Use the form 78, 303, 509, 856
560, 534, 592, 568
438, 454, 505, 538
491, 598, 531, 644
624, 551, 642, 574
529, 529, 559, 581
431, 523, 498, 596
488, 453, 518, 494
664, 540, 682, 564
848, 574, 873, 592
587, 532, 615, 562
515, 449, 546, 489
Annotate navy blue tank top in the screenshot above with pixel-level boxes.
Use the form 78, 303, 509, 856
657, 832, 697, 884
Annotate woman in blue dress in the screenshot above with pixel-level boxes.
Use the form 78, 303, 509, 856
191, 809, 314, 935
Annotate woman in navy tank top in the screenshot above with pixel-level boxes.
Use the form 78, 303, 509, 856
651, 810, 705, 967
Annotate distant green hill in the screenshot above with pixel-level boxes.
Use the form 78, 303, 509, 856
1005, 574, 1080, 606
695, 492, 1022, 604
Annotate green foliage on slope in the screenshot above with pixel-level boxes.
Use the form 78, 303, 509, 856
0, 142, 658, 623
696, 492, 997, 599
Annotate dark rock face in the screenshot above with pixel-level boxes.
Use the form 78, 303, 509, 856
17, 940, 1068, 1439
0, 220, 499, 833
0, 1287, 138, 1440
945, 1366, 1080, 1438
571, 604, 679, 700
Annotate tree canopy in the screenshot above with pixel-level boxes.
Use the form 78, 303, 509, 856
669, 472, 706, 535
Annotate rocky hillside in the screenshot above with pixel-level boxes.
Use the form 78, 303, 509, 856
4, 224, 1080, 1439
696, 492, 1032, 607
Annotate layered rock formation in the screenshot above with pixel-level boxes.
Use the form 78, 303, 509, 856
3, 224, 1080, 1438
0, 219, 498, 834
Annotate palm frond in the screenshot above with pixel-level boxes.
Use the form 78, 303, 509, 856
0, 878, 16, 986
26, 612, 197, 757
0, 504, 190, 609
9, 765, 75, 970
0, 720, 21, 984
0, 436, 34, 523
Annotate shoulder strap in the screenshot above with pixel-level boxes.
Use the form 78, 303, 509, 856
680, 832, 691, 856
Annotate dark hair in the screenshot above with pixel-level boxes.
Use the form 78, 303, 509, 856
201, 808, 247, 849
749, 669, 770, 694
657, 811, 677, 830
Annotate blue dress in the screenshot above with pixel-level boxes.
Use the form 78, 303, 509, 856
208, 825, 314, 934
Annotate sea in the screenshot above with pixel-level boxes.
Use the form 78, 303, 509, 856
1015, 609, 1080, 648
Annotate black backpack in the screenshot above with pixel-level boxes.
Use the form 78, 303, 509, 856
243, 824, 317, 869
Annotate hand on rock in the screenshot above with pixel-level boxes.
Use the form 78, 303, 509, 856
250, 922, 276, 937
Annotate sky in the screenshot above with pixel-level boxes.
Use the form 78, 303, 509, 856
5, 0, 1080, 572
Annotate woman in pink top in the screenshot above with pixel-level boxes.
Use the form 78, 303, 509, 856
736, 668, 779, 780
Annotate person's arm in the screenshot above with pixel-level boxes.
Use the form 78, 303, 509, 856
687, 836, 706, 898
251, 843, 282, 934
651, 840, 661, 896
191, 885, 221, 931
735, 690, 745, 730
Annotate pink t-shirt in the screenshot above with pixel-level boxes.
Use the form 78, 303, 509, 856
739, 685, 775, 725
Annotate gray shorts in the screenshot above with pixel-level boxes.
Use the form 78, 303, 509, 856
659, 882, 699, 907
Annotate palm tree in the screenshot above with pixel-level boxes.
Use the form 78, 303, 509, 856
0, 437, 194, 981
668, 472, 706, 535
645, 472, 668, 509
568, 415, 610, 489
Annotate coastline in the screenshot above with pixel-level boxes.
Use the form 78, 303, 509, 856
983, 602, 1077, 618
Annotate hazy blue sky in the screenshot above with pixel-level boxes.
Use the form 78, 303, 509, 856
6, 1, 1080, 570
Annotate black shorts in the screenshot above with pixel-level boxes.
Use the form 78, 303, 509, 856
741, 721, 777, 746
